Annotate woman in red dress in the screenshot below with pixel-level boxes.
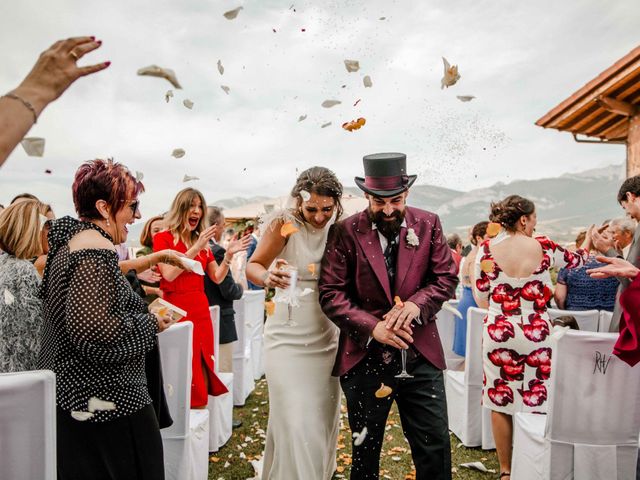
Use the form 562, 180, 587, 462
154, 188, 251, 407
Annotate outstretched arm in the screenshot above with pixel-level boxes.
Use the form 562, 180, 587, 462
0, 37, 109, 167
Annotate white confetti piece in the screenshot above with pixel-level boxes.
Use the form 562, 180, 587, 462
344, 59, 360, 73
223, 6, 243, 20
217, 59, 224, 75
4, 289, 15, 305
321, 122, 332, 128
299, 190, 311, 201
183, 99, 194, 109
460, 461, 490, 472
221, 85, 231, 95
456, 95, 475, 102
183, 174, 199, 182
137, 65, 182, 89
223, 461, 230, 468
321, 100, 341, 108
88, 397, 116, 412
391, 456, 401, 461
165, 90, 173, 103
172, 148, 186, 158
135, 171, 144, 182
20, 137, 45, 157
353, 426, 368, 446
363, 75, 373, 88
71, 411, 94, 421
298, 115, 307, 122
167, 384, 174, 397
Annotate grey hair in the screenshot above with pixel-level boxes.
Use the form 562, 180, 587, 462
207, 205, 225, 226
609, 217, 636, 234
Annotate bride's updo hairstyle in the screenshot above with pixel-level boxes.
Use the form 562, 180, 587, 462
291, 166, 344, 220
490, 195, 535, 232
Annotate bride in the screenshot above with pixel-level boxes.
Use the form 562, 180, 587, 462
247, 167, 343, 479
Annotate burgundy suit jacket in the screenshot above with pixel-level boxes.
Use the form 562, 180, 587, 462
319, 206, 458, 376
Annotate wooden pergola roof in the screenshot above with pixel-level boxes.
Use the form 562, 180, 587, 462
536, 46, 640, 142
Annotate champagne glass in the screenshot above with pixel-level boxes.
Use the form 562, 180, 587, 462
395, 348, 413, 379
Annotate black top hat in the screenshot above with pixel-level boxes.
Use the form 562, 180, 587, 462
355, 152, 417, 197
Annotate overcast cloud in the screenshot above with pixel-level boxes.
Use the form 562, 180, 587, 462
0, 0, 637, 218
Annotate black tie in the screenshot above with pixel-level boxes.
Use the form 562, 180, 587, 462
383, 235, 398, 287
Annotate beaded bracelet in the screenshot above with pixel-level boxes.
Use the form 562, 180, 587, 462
2, 93, 38, 124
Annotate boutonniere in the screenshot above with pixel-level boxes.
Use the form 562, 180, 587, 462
406, 228, 419, 247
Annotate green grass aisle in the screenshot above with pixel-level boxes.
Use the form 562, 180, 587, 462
208, 378, 499, 479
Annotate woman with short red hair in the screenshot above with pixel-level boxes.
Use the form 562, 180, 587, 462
40, 159, 177, 480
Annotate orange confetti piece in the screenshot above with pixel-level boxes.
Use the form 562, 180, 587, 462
336, 466, 345, 473
342, 117, 367, 132
375, 383, 392, 398
265, 300, 276, 316
394, 296, 404, 308
307, 263, 316, 276
480, 259, 495, 273
210, 456, 220, 463
280, 221, 299, 238
487, 222, 501, 238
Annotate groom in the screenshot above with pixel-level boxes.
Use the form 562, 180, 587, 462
319, 153, 458, 480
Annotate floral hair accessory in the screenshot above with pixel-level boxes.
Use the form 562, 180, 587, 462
406, 228, 419, 247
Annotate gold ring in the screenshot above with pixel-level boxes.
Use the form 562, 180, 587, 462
69, 50, 79, 60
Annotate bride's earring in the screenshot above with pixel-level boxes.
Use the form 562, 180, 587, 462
106, 217, 110, 227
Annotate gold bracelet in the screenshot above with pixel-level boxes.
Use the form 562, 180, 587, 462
2, 93, 38, 124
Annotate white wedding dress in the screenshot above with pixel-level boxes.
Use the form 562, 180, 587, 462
261, 212, 340, 480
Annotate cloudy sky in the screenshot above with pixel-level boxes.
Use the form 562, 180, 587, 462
0, 0, 638, 218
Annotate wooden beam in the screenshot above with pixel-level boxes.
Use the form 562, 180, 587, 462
627, 114, 640, 177
602, 119, 629, 141
595, 96, 637, 117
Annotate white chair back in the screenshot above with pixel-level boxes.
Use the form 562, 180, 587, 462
209, 306, 221, 373
464, 307, 487, 386
547, 308, 600, 332
158, 322, 193, 439
546, 329, 640, 445
436, 300, 462, 368
0, 370, 56, 480
599, 310, 614, 333
232, 295, 248, 359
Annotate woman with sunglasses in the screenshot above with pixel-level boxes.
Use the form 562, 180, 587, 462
39, 159, 189, 479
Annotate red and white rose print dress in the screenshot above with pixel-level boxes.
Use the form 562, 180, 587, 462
474, 236, 588, 415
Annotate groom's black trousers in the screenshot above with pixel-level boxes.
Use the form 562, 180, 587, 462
340, 344, 451, 480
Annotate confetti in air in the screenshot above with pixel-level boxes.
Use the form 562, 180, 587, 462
223, 6, 243, 20
441, 57, 460, 89
137, 65, 182, 89
21, 137, 45, 157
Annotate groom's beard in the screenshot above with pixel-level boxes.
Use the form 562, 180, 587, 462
368, 208, 405, 241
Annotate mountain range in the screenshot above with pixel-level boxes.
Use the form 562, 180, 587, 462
214, 164, 626, 242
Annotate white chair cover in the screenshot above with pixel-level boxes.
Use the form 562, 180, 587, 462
599, 310, 613, 333
436, 300, 464, 371
445, 307, 490, 447
232, 293, 256, 406
244, 290, 266, 380
0, 370, 56, 480
158, 322, 210, 480
207, 306, 234, 452
512, 329, 640, 480
547, 308, 600, 332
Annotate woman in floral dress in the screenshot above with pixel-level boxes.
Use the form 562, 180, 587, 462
473, 195, 590, 480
